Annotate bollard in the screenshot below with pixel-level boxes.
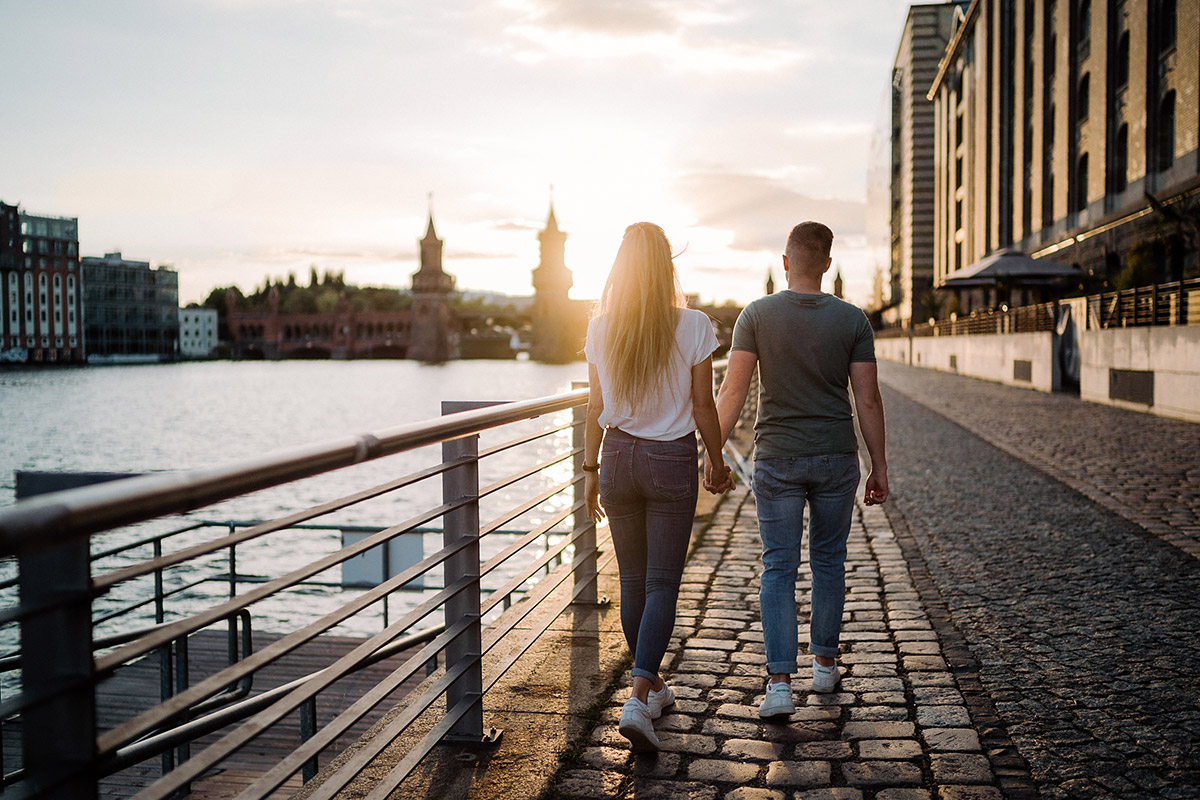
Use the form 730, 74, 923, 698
439, 401, 501, 745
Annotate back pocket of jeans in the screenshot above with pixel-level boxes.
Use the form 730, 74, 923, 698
647, 452, 696, 500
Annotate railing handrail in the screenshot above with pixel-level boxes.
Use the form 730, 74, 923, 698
0, 387, 589, 557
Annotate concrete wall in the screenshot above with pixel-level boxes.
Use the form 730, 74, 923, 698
877, 325, 1200, 423
1078, 326, 1200, 423
876, 332, 1056, 392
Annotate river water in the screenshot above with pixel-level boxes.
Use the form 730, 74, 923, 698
0, 359, 590, 670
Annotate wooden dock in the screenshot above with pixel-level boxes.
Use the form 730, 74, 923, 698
5, 628, 429, 799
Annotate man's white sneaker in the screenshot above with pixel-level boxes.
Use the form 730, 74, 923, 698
618, 697, 660, 752
646, 684, 675, 720
758, 680, 795, 718
811, 660, 842, 693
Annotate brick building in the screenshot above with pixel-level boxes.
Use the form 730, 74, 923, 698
928, 0, 1199, 311
0, 204, 84, 363
890, 4, 963, 327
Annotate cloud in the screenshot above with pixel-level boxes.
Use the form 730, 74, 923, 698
674, 170, 865, 253
491, 219, 542, 232
487, 0, 804, 73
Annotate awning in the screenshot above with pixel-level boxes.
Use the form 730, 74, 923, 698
942, 249, 1082, 287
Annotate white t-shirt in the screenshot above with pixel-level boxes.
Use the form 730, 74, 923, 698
584, 307, 720, 441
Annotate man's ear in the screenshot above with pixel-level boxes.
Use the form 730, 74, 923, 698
782, 255, 790, 273
821, 257, 832, 275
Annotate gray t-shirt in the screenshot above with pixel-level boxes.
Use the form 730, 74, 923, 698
731, 291, 876, 458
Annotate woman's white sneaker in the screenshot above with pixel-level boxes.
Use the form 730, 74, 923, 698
646, 684, 675, 719
758, 680, 795, 718
811, 660, 842, 693
618, 698, 660, 752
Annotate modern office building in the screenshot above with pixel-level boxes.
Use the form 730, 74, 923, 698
81, 251, 179, 361
928, 0, 1199, 311
179, 306, 219, 358
890, 4, 963, 326
0, 204, 84, 363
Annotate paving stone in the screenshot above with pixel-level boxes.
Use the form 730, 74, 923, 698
631, 751, 682, 778
876, 791, 932, 800
763, 760, 832, 788
723, 789, 786, 800
840, 760, 923, 787
912, 687, 964, 705
902, 655, 947, 670
849, 705, 910, 721
795, 790, 865, 800
916, 705, 972, 728
628, 779, 719, 800
688, 758, 762, 783
922, 728, 982, 752
842, 721, 916, 739
722, 738, 787, 761
656, 732, 718, 756
929, 753, 995, 784
794, 740, 854, 759
861, 692, 908, 705
858, 738, 924, 759
701, 718, 760, 738
935, 787, 1003, 800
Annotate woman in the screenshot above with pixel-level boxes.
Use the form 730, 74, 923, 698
583, 222, 732, 752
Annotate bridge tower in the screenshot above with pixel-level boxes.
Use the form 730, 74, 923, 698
531, 203, 583, 363
408, 211, 456, 362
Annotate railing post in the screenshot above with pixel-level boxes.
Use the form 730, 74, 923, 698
571, 381, 599, 605
440, 401, 501, 745
19, 538, 96, 799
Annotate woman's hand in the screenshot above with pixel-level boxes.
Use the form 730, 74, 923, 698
704, 455, 733, 494
585, 471, 605, 522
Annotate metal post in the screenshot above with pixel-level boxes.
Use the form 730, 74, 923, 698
572, 380, 599, 605
440, 401, 501, 745
300, 697, 318, 782
19, 538, 96, 799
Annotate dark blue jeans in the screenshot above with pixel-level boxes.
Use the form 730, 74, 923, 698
600, 428, 698, 681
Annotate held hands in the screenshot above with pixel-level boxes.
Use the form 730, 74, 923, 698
703, 455, 734, 494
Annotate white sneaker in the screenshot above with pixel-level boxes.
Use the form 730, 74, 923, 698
811, 660, 841, 693
758, 680, 795, 718
618, 697, 660, 752
647, 683, 675, 719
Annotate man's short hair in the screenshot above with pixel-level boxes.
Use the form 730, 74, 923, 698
785, 221, 834, 275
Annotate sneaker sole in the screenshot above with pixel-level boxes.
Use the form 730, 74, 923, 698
758, 702, 795, 719
811, 680, 841, 694
618, 723, 660, 752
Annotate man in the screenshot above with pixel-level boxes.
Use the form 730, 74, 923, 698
710, 221, 888, 718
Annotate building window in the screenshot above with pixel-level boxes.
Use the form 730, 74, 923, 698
1155, 0, 1177, 53
1073, 153, 1089, 211
1156, 91, 1175, 172
1078, 0, 1091, 42
1077, 73, 1089, 120
1115, 31, 1130, 89
1112, 124, 1128, 193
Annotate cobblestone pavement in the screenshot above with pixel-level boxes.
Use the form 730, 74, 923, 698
546, 487, 1016, 800
877, 361, 1200, 560
879, 363, 1200, 799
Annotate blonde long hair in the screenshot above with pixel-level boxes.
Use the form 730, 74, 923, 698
596, 222, 686, 414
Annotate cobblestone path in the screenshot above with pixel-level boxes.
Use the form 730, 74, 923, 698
877, 361, 1200, 559
547, 489, 1015, 800
880, 363, 1200, 799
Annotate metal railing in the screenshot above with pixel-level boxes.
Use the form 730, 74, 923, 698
0, 387, 601, 799
875, 277, 1200, 339
0, 360, 755, 800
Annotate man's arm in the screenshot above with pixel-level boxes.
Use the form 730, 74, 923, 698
849, 361, 888, 505
715, 349, 757, 445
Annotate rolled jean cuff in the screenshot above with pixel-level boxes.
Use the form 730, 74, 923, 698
631, 667, 659, 681
808, 643, 840, 659
766, 660, 797, 675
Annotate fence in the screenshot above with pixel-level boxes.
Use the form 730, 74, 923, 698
875, 277, 1200, 339
0, 361, 754, 799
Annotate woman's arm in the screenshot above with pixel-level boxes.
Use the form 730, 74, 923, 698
584, 362, 606, 521
691, 356, 731, 493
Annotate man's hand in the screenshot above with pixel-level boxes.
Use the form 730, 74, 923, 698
704, 457, 734, 494
863, 468, 888, 505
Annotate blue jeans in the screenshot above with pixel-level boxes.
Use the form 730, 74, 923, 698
600, 428, 698, 681
754, 453, 860, 671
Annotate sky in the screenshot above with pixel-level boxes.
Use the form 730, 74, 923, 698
1, 0, 911, 308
